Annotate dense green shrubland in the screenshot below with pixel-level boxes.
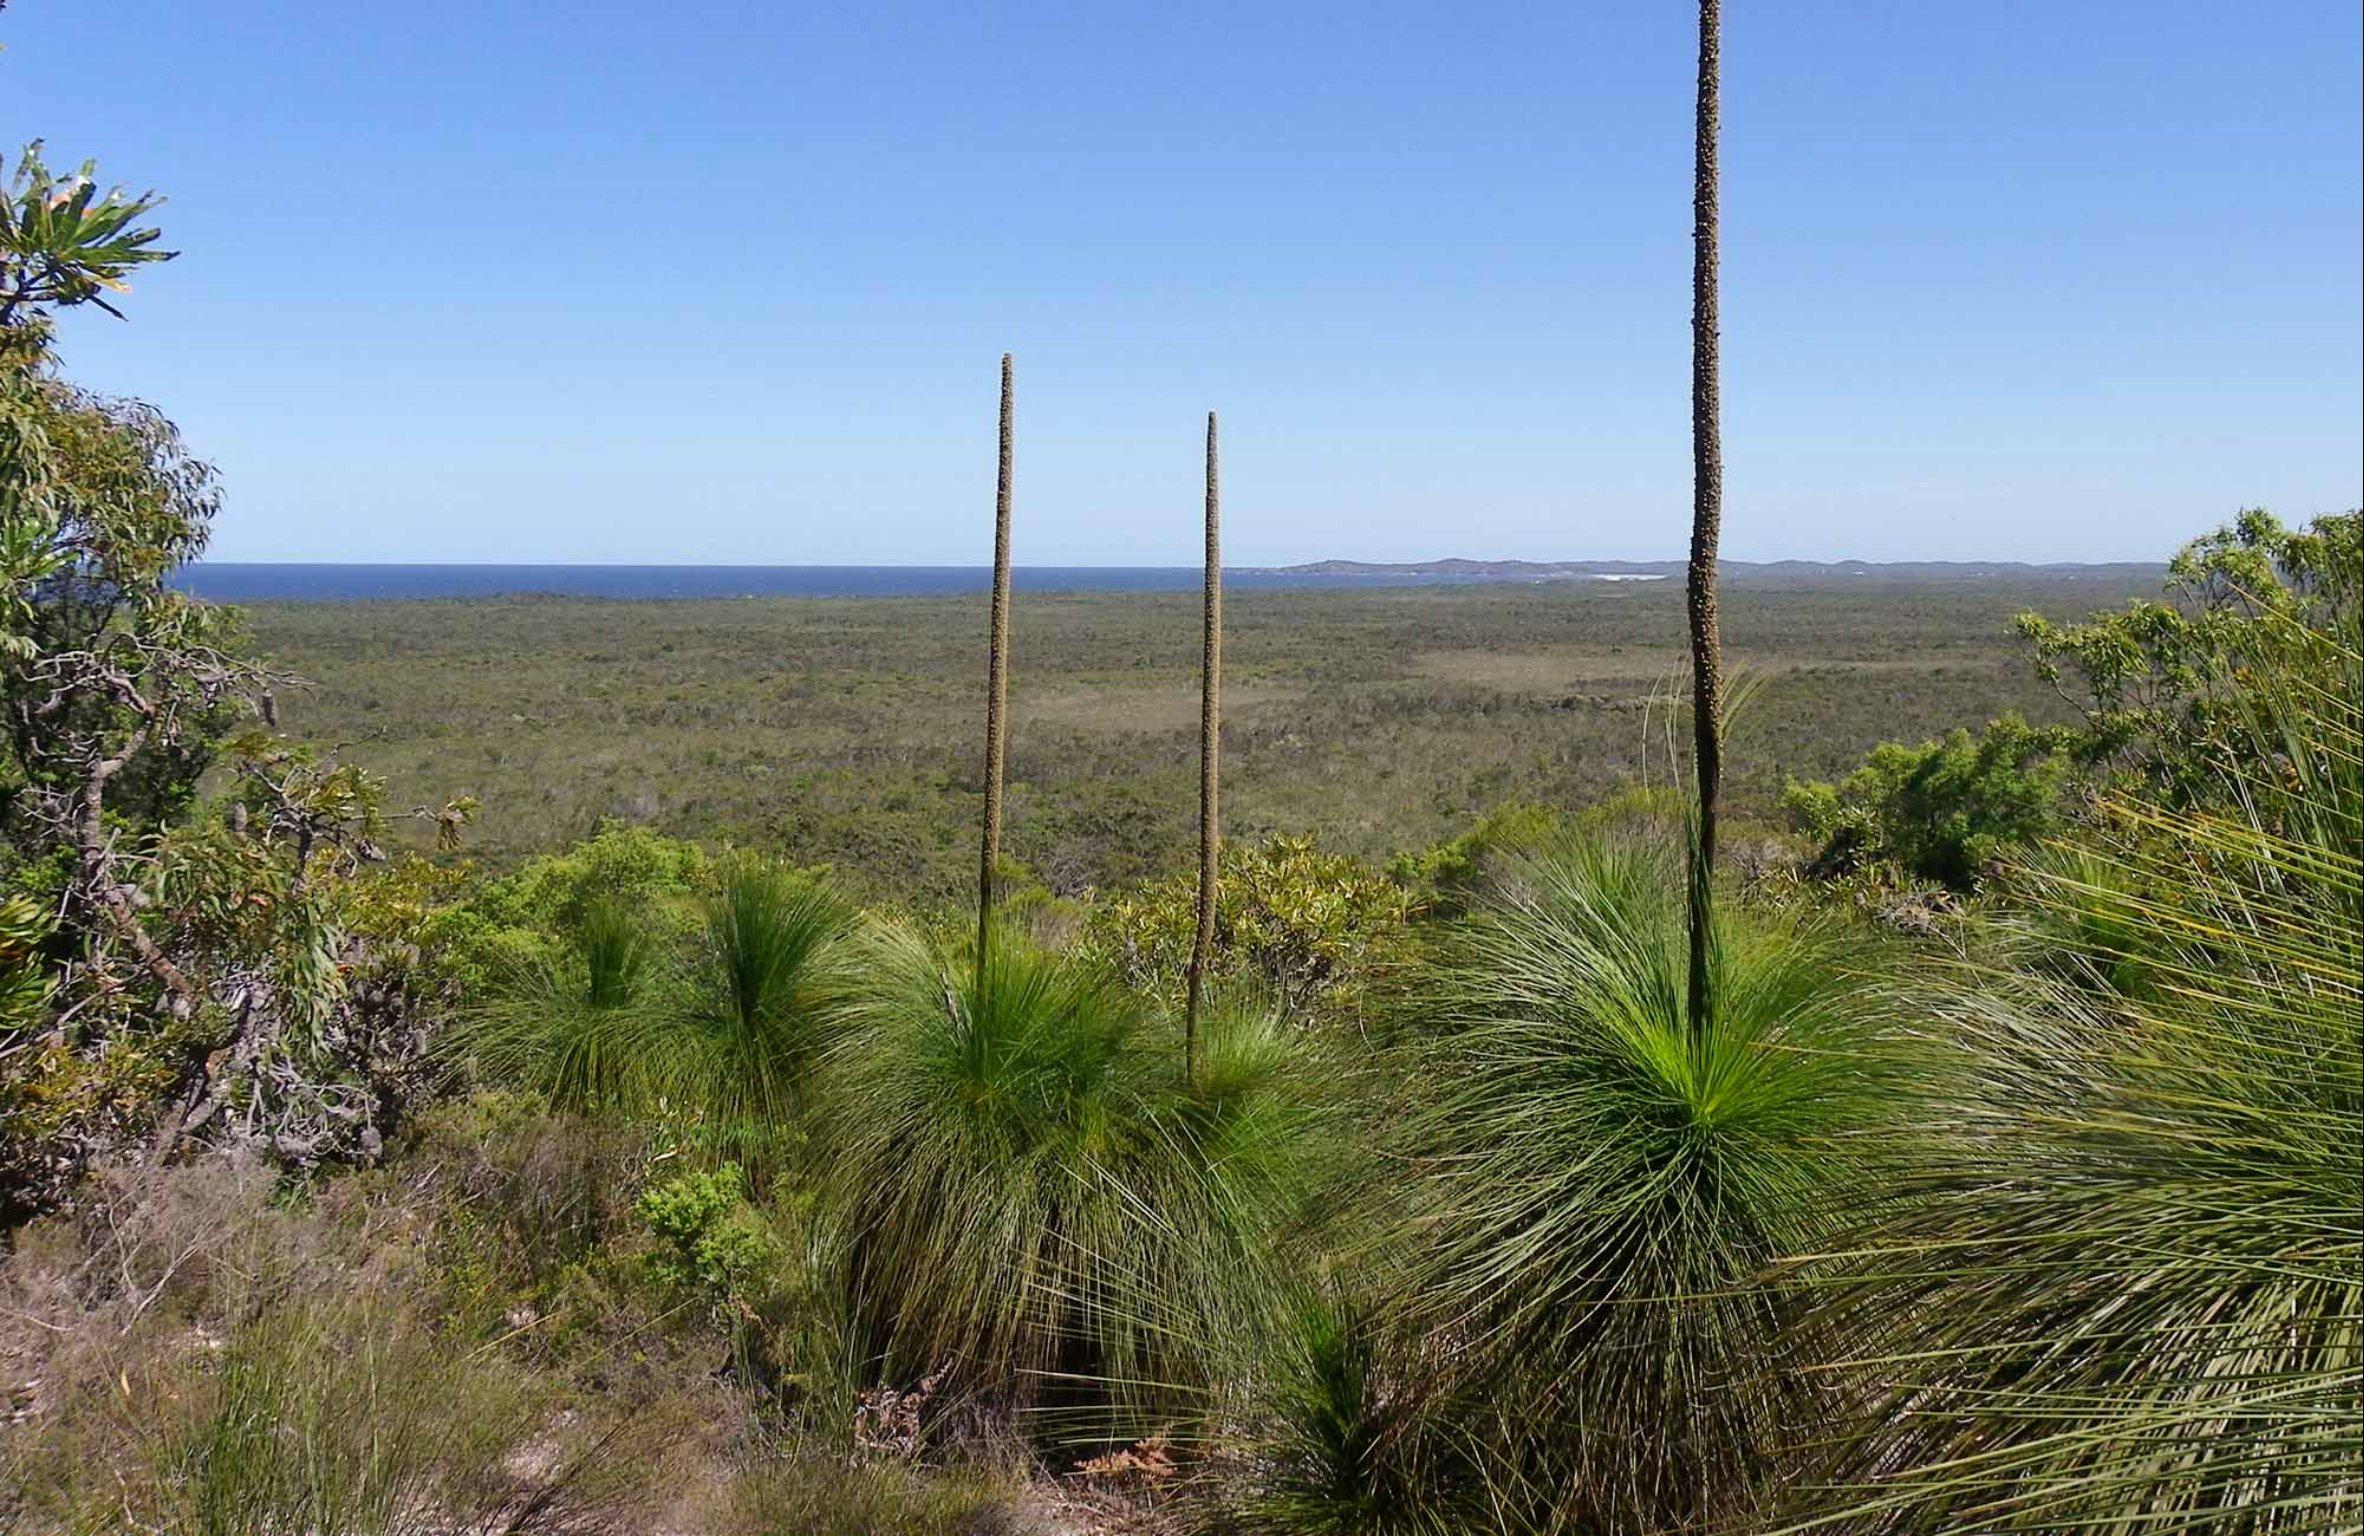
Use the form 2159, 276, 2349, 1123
239, 575, 2149, 904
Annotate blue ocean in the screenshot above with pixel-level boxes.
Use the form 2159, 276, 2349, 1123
173, 564, 1526, 603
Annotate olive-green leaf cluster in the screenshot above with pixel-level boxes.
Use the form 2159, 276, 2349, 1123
1078, 834, 1420, 1025
2018, 507, 2361, 819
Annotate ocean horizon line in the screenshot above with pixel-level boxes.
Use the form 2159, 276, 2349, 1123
174, 558, 2164, 604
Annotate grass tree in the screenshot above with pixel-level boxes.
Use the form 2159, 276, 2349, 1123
1800, 625, 2363, 1534
1404, 835, 1911, 1531
1685, 0, 1725, 1037
662, 857, 858, 1161
822, 924, 1324, 1438
977, 352, 1016, 978
1334, 21, 1904, 1525
457, 897, 658, 1115
824, 376, 1328, 1437
1185, 410, 1223, 1079
455, 857, 856, 1169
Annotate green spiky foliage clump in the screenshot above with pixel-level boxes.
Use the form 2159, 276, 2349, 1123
1203, 1284, 1508, 1536
821, 922, 1327, 1440
456, 897, 656, 1115
1402, 834, 1909, 1532
455, 857, 856, 1170
1801, 564, 2360, 1535
669, 857, 859, 1149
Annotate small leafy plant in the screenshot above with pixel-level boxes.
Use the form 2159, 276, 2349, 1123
1080, 834, 1419, 1024
638, 1161, 780, 1298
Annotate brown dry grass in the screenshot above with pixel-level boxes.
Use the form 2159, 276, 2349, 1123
0, 1114, 1048, 1535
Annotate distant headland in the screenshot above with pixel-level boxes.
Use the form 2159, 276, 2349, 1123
1241, 557, 2169, 586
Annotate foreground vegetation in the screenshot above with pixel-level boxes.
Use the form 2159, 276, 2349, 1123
4, 132, 2358, 1536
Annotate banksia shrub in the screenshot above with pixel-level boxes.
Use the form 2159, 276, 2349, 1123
1078, 836, 1419, 1026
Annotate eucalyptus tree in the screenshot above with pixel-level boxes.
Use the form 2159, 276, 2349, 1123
1, 144, 468, 1212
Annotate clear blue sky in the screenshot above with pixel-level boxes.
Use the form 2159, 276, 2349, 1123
6, 2, 2358, 565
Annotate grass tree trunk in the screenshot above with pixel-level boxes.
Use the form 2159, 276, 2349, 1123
977, 353, 1015, 980
1685, 0, 1724, 1042
1184, 411, 1222, 1080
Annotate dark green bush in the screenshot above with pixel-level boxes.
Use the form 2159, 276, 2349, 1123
1782, 712, 2073, 892
639, 1162, 768, 1292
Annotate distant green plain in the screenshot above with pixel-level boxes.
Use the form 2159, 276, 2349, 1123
245, 573, 2160, 903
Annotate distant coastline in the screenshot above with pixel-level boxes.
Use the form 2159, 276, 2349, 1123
1245, 556, 2168, 581
177, 559, 2167, 604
